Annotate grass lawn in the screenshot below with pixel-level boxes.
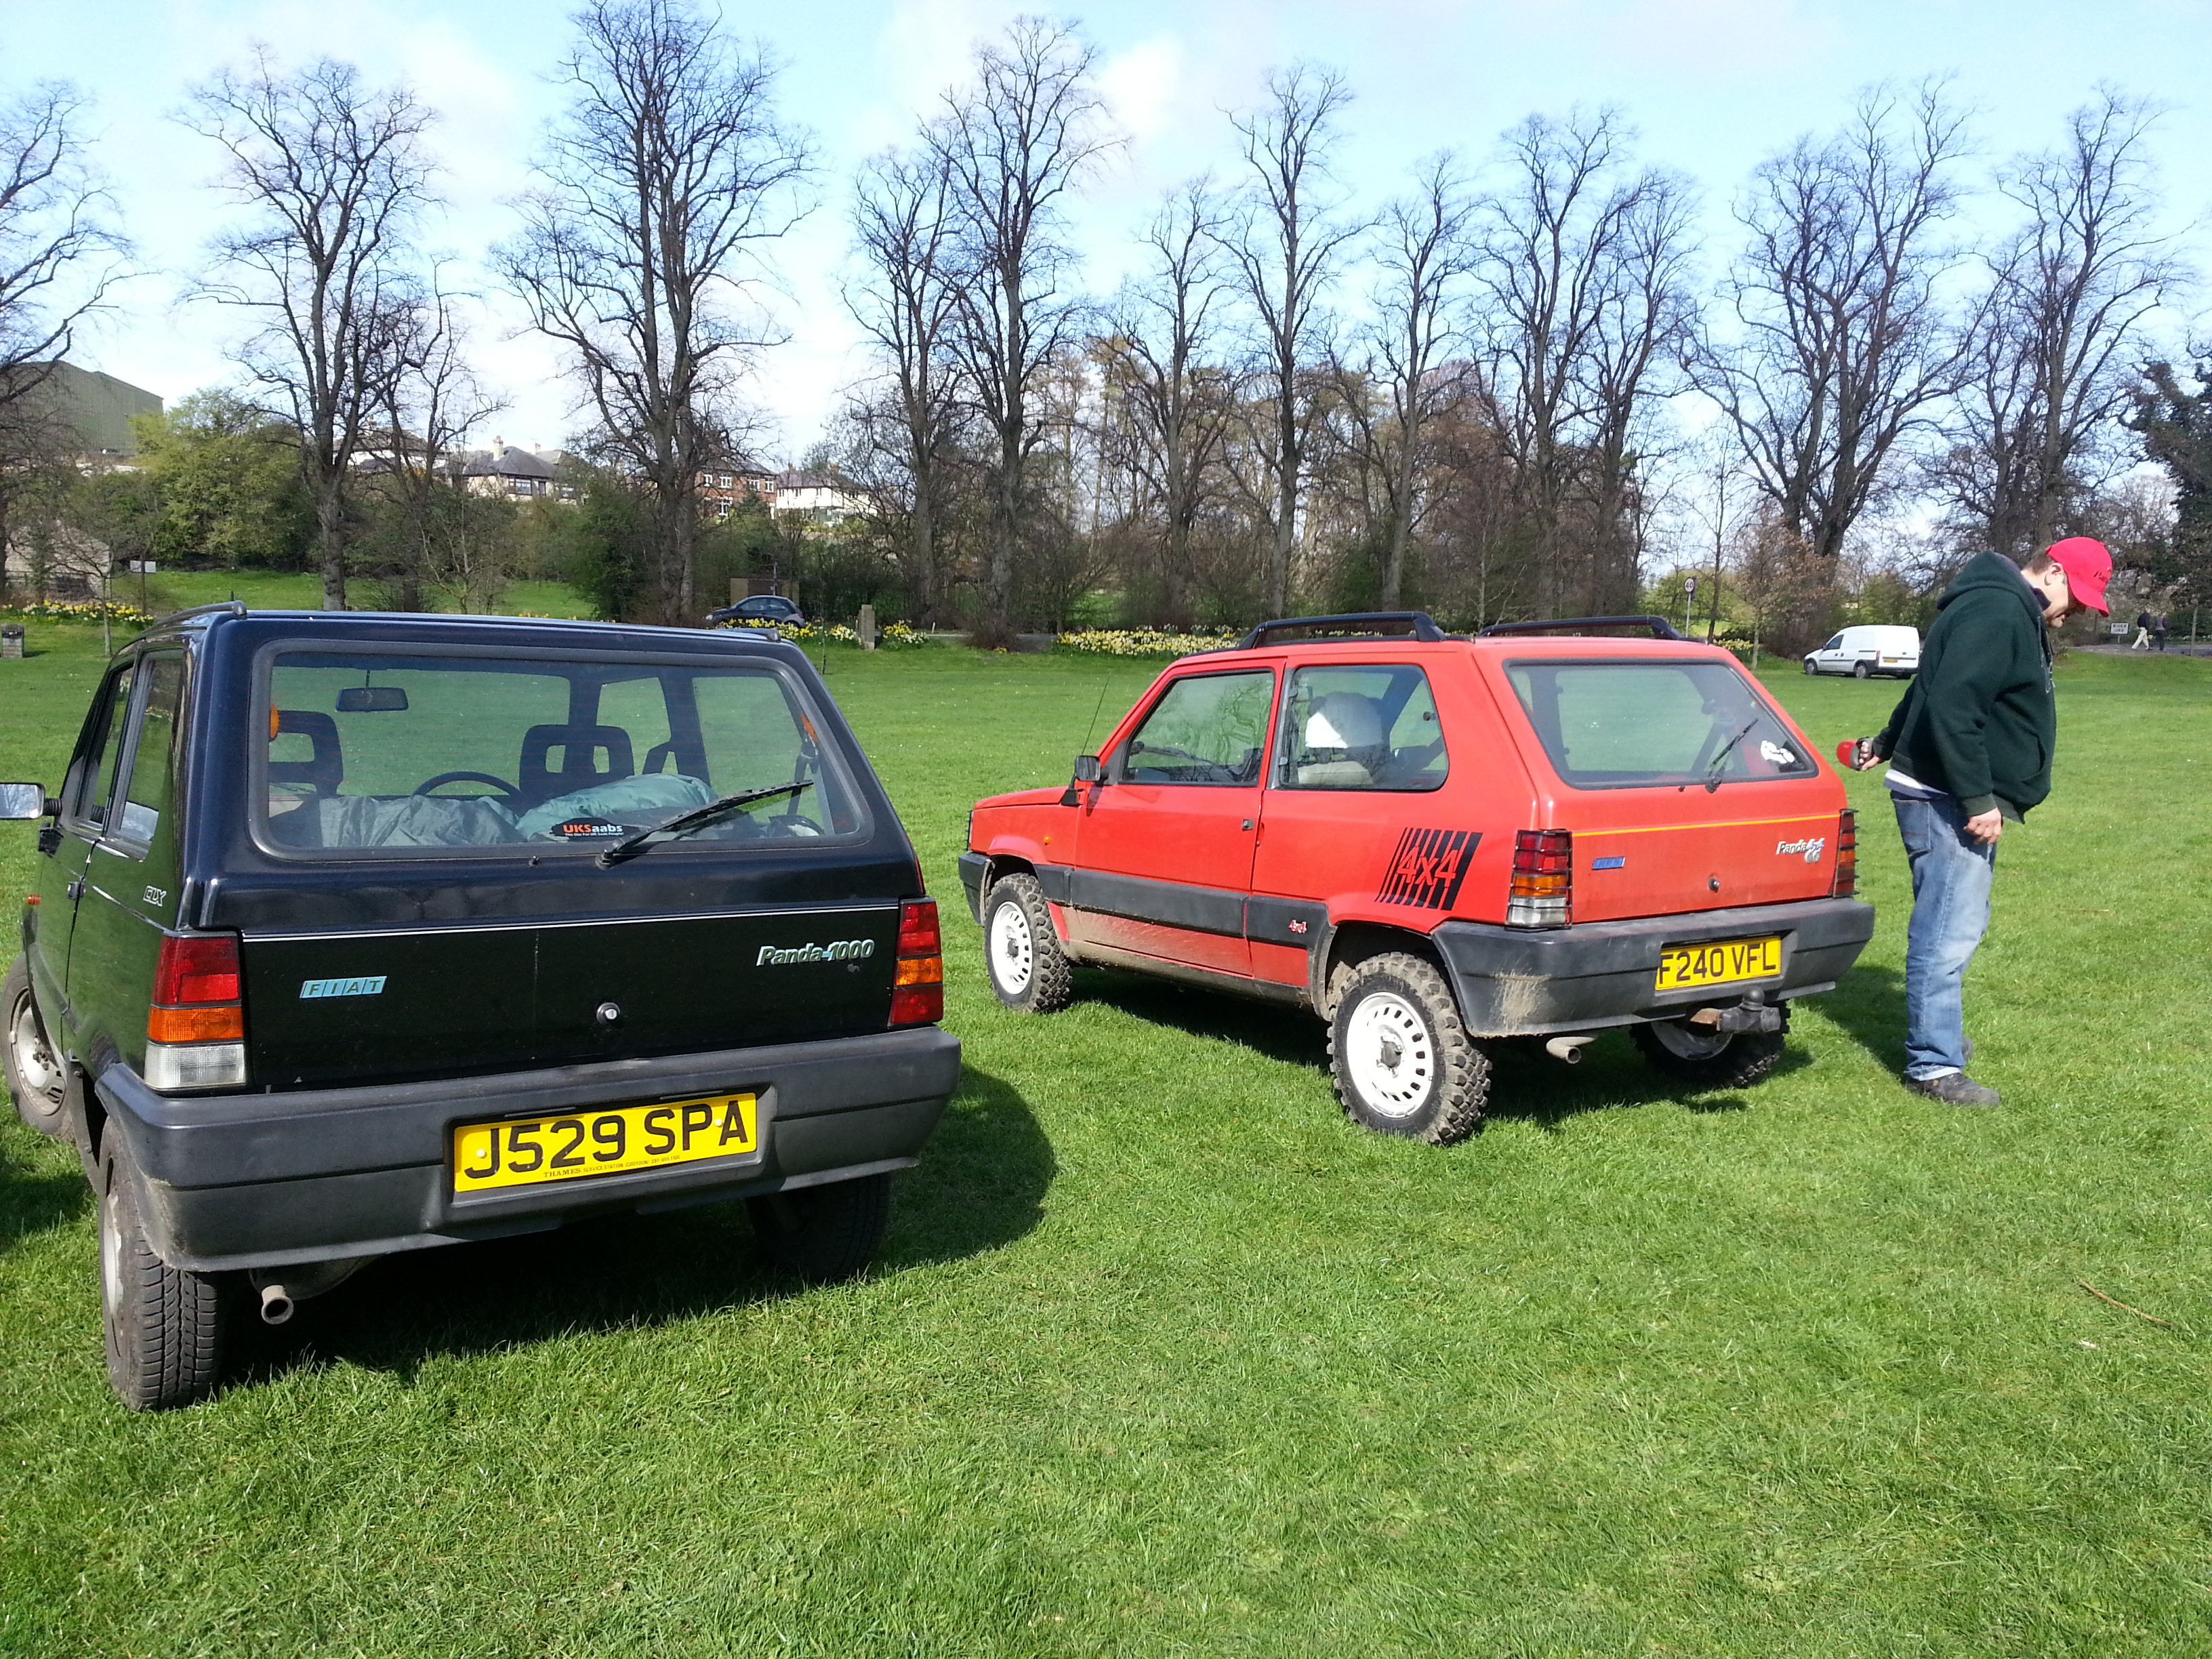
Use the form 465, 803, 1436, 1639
3, 633, 2211, 1656
112, 567, 598, 619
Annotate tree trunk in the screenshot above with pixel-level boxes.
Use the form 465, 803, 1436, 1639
316, 472, 347, 611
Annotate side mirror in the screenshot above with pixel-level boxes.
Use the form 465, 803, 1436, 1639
1071, 754, 1102, 784
0, 782, 52, 821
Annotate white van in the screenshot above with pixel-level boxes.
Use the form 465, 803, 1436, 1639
1803, 624, 1920, 679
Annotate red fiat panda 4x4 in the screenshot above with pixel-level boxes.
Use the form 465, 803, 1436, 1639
958, 613, 1874, 1144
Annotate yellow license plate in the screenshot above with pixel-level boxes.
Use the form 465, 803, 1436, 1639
1656, 935, 1782, 992
452, 1094, 758, 1194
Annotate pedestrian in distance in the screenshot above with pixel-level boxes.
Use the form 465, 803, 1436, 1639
2131, 609, 2152, 649
1845, 537, 2112, 1107
2154, 611, 2170, 652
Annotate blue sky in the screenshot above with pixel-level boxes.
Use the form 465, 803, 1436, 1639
9, 0, 2211, 462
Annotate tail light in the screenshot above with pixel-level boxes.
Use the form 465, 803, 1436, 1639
146, 933, 247, 1090
1508, 830, 1572, 928
888, 898, 944, 1027
1831, 808, 1858, 898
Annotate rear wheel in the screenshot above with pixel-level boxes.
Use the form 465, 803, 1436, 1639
1852, 661, 1870, 679
1631, 1015, 1788, 1091
100, 1143, 226, 1410
983, 874, 1072, 1013
748, 1172, 893, 1284
3, 956, 68, 1139
1327, 954, 1489, 1145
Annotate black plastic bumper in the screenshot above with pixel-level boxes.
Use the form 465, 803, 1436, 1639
957, 851, 991, 922
1433, 897, 1875, 1038
95, 1026, 963, 1273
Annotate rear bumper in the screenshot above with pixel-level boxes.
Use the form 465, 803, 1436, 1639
94, 1026, 962, 1273
1432, 897, 1875, 1038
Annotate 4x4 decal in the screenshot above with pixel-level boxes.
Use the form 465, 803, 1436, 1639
1377, 828, 1481, 910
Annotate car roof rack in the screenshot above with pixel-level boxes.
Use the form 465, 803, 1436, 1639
143, 599, 249, 629
1237, 611, 1454, 649
1477, 615, 1688, 641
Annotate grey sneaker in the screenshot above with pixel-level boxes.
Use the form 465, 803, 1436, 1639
1906, 1071, 2001, 1107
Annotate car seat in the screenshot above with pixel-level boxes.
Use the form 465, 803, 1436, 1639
268, 710, 344, 796
518, 724, 635, 808
1296, 693, 1385, 787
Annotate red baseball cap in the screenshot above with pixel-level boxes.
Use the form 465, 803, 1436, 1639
2044, 537, 2112, 615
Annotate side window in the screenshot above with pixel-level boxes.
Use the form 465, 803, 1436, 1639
1118, 671, 1275, 785
1275, 663, 1449, 792
1820, 634, 1843, 652
68, 663, 136, 830
114, 654, 187, 845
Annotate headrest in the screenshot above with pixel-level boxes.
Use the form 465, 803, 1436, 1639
1305, 693, 1384, 751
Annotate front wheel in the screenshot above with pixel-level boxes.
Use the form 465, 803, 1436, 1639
100, 1144, 227, 1410
4, 956, 68, 1138
983, 874, 1072, 1013
1802, 659, 1816, 676
1327, 954, 1490, 1145
1631, 1015, 1788, 1091
748, 1172, 893, 1284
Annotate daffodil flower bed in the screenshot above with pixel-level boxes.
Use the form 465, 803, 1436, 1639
1054, 627, 1244, 658
712, 618, 932, 649
0, 599, 152, 625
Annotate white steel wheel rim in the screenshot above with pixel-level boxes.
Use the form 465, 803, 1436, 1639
9, 991, 60, 1103
99, 1185, 123, 1322
989, 899, 1035, 996
1651, 1019, 1731, 1059
1345, 991, 1436, 1118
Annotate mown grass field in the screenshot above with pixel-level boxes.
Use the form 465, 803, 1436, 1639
3, 625, 2210, 1656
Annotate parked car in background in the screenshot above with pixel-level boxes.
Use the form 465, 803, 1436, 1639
3, 604, 955, 1410
708, 594, 806, 629
1803, 624, 1919, 678
960, 611, 1873, 1147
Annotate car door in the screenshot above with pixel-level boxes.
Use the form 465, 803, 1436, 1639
1812, 634, 1844, 674
65, 651, 188, 1076
33, 659, 137, 1042
1066, 665, 1277, 976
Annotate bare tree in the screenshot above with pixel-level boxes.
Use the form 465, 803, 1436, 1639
1227, 64, 1361, 617
930, 16, 1111, 641
371, 287, 507, 611
1934, 89, 2182, 558
0, 81, 125, 590
501, 0, 810, 626
1474, 109, 1689, 614
1697, 82, 1975, 566
846, 147, 966, 626
188, 53, 433, 611
1099, 178, 1235, 623
1355, 153, 1474, 609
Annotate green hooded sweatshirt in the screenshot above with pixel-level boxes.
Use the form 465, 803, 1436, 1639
1874, 551, 2056, 820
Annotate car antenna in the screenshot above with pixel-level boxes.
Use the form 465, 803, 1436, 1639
1079, 676, 1111, 758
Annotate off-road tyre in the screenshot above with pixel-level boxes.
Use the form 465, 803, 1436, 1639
100, 1143, 226, 1410
1326, 953, 1489, 1145
1631, 1015, 1789, 1092
982, 873, 1072, 1013
3, 956, 68, 1139
1852, 661, 1871, 679
748, 1172, 893, 1285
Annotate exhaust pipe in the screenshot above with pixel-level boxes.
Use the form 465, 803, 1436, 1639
1545, 1036, 1597, 1064
248, 1256, 371, 1326
258, 1284, 295, 1326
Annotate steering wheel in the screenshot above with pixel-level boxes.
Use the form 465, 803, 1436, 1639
413, 771, 522, 799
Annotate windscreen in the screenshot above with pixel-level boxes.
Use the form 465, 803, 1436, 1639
259, 651, 863, 855
1504, 658, 1818, 790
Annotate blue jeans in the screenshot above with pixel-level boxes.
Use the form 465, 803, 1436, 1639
1892, 793, 1998, 1079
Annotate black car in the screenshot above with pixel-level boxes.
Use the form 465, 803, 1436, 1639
1, 605, 959, 1409
707, 594, 805, 629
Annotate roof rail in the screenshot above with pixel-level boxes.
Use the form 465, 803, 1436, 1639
146, 600, 249, 627
1237, 610, 1452, 649
1477, 615, 1687, 642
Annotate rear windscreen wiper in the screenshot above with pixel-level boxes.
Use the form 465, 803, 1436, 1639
1702, 720, 1760, 793
596, 781, 815, 867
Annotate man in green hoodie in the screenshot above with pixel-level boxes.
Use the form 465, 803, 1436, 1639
1849, 537, 2111, 1106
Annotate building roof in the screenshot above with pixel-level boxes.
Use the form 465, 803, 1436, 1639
460, 445, 559, 480
34, 361, 163, 455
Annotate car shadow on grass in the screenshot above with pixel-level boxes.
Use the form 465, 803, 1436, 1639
1811, 962, 1908, 1077
224, 1065, 1054, 1392
1070, 966, 1814, 1131
0, 1137, 91, 1258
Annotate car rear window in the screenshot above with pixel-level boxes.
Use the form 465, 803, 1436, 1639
257, 649, 865, 856
1503, 658, 1817, 790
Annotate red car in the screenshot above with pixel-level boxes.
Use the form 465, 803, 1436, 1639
958, 613, 1874, 1144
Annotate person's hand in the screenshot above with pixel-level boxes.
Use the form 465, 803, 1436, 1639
1963, 808, 2003, 844
1851, 737, 1883, 771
